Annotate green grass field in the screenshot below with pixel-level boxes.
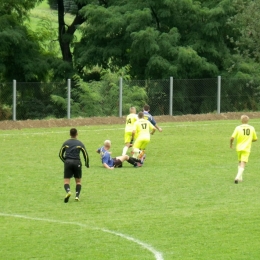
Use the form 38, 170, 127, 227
1, 119, 260, 260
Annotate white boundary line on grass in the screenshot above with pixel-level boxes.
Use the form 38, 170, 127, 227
2, 118, 260, 136
0, 212, 164, 260
0, 121, 257, 136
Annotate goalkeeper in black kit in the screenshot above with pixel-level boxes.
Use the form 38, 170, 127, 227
59, 128, 89, 203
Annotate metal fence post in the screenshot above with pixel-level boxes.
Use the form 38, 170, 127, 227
119, 77, 123, 117
217, 75, 221, 114
67, 79, 71, 119
13, 79, 16, 121
169, 77, 173, 116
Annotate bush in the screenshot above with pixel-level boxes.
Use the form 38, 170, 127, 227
0, 105, 12, 120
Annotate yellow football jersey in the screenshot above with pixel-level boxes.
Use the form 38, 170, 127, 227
125, 113, 138, 132
134, 118, 155, 139
231, 124, 257, 152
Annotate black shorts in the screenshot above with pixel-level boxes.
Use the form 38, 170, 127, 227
113, 158, 123, 168
64, 159, 82, 179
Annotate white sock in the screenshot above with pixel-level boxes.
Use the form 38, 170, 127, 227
235, 167, 244, 181
238, 166, 243, 181
133, 148, 140, 159
122, 146, 128, 156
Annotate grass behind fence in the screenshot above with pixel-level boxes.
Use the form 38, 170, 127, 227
1, 119, 260, 260
27, 0, 81, 51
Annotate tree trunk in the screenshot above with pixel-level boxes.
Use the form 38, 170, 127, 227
57, 0, 85, 63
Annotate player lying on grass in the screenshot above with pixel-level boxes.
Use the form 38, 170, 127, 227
132, 111, 156, 165
97, 140, 143, 169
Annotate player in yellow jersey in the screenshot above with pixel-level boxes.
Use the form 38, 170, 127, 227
230, 115, 257, 184
132, 111, 156, 165
122, 107, 138, 155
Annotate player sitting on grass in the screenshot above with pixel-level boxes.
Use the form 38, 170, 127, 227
97, 140, 142, 169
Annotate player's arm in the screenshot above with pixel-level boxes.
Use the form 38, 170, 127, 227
79, 146, 89, 168
230, 128, 238, 148
155, 124, 162, 132
131, 121, 137, 142
149, 122, 156, 135
131, 130, 136, 143
149, 116, 162, 132
101, 153, 114, 169
59, 145, 67, 162
230, 137, 235, 148
103, 163, 114, 170
252, 129, 257, 142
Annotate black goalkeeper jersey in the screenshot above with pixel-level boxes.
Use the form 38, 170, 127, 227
59, 138, 89, 167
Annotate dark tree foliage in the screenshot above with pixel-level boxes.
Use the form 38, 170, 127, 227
73, 0, 239, 80
0, 0, 49, 82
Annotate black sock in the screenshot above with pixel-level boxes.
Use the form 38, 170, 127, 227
76, 184, 81, 198
130, 157, 142, 163
64, 184, 70, 193
127, 157, 141, 165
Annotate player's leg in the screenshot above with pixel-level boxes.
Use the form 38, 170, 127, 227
74, 178, 81, 201
64, 179, 70, 191
64, 161, 72, 203
74, 161, 82, 201
135, 141, 146, 166
132, 138, 142, 159
133, 139, 149, 164
122, 132, 132, 155
113, 158, 123, 168
139, 140, 149, 160
235, 162, 245, 183
234, 152, 248, 183
116, 155, 141, 167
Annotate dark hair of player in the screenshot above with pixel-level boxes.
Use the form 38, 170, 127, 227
70, 128, 78, 137
143, 104, 150, 111
138, 111, 144, 119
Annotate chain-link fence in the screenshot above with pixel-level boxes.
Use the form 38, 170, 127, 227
121, 79, 170, 116
16, 82, 68, 120
1, 77, 260, 121
122, 78, 218, 116
221, 78, 260, 112
0, 82, 12, 120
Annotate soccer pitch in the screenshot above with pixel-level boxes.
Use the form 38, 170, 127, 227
1, 119, 260, 260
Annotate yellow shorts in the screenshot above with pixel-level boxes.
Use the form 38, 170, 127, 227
124, 132, 132, 143
237, 151, 250, 163
133, 138, 150, 150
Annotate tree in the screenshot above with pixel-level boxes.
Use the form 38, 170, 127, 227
73, 0, 240, 79
0, 0, 43, 19
227, 0, 260, 77
0, 0, 80, 120
230, 0, 260, 61
56, 0, 87, 64
0, 0, 51, 82
50, 67, 148, 117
